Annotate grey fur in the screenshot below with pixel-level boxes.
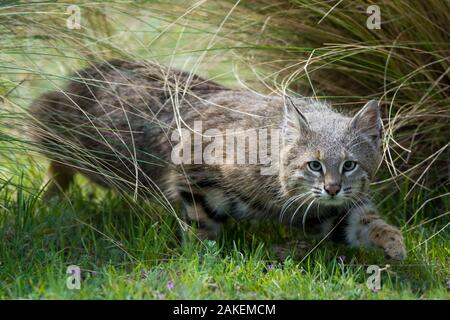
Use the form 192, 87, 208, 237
28, 60, 406, 259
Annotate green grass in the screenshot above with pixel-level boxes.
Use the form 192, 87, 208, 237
0, 160, 448, 299
0, 0, 449, 299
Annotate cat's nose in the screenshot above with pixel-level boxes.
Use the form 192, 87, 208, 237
325, 184, 341, 196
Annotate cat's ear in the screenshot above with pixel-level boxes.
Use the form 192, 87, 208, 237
349, 100, 382, 145
282, 96, 310, 141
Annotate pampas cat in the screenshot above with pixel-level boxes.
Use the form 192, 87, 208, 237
28, 59, 406, 260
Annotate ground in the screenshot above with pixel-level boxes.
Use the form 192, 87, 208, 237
0, 159, 448, 299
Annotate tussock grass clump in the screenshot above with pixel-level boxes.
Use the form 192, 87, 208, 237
162, 0, 450, 193
2, 1, 448, 196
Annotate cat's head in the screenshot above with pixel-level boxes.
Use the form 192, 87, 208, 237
279, 98, 382, 207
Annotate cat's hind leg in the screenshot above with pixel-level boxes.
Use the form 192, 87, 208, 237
42, 161, 75, 201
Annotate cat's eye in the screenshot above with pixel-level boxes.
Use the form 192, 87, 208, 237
308, 161, 322, 172
342, 160, 357, 172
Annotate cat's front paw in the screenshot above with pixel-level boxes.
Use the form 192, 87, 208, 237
383, 235, 406, 260
371, 227, 406, 260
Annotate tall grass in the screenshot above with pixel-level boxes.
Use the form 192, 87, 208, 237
0, 0, 448, 239
154, 0, 450, 191
0, 0, 448, 299
4, 0, 447, 198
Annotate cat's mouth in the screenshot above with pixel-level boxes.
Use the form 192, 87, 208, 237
318, 195, 348, 206
312, 187, 349, 206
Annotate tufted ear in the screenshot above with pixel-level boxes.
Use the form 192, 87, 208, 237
282, 96, 310, 142
349, 100, 382, 145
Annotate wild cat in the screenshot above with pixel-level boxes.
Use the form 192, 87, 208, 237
29, 59, 406, 260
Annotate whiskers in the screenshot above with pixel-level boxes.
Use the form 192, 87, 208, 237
279, 188, 320, 236
343, 186, 352, 194
345, 190, 370, 214
311, 186, 322, 197
279, 186, 370, 237
301, 197, 317, 236
279, 190, 312, 223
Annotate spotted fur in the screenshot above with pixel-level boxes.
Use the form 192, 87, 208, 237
28, 59, 406, 260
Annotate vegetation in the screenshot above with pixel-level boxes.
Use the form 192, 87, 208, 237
0, 0, 448, 299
